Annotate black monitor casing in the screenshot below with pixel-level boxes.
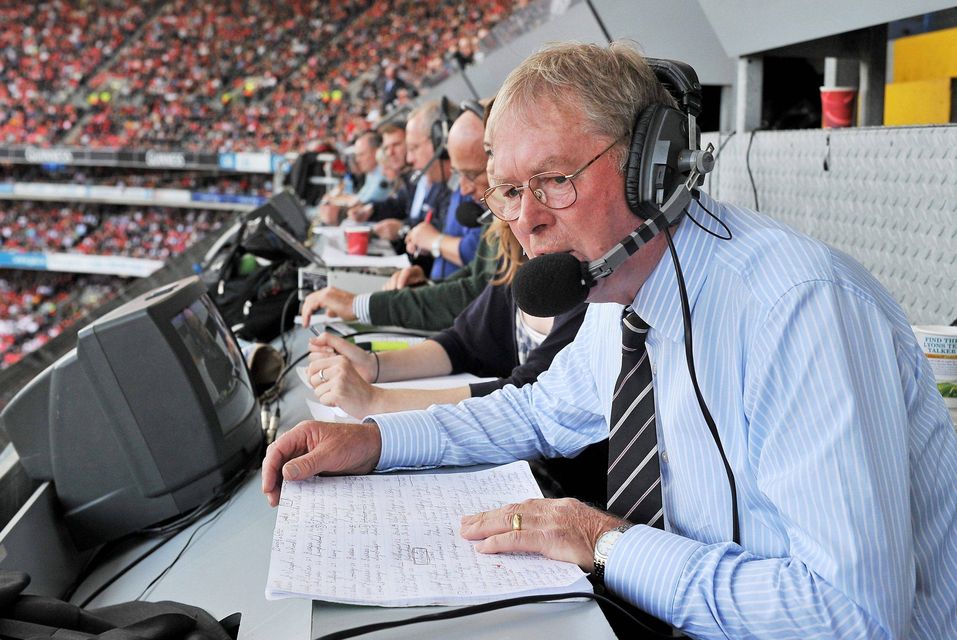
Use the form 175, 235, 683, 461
1, 277, 262, 548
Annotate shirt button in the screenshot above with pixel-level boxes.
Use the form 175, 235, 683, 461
661, 450, 669, 464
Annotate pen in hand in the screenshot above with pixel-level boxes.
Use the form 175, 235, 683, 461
309, 324, 373, 351
412, 208, 433, 259
310, 324, 347, 338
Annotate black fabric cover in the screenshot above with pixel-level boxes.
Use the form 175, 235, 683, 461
0, 571, 240, 640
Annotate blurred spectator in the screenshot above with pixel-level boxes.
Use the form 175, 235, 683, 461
0, 165, 272, 196
0, 270, 119, 369
0, 201, 231, 259
317, 130, 392, 224
379, 63, 416, 111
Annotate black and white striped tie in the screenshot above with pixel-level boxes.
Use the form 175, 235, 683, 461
606, 308, 664, 528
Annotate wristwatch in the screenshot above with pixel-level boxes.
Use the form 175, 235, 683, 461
430, 234, 443, 258
593, 524, 632, 583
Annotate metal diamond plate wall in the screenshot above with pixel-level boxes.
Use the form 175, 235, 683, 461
702, 125, 957, 325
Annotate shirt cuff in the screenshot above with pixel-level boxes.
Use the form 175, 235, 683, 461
353, 293, 372, 324
371, 410, 446, 471
605, 525, 701, 623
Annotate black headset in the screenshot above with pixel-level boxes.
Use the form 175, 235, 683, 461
623, 58, 714, 225
621, 59, 739, 546
428, 96, 461, 160
458, 98, 484, 121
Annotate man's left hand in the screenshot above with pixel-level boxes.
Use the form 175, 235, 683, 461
405, 221, 439, 255
460, 497, 626, 571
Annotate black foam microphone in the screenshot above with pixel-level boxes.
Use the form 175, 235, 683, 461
455, 200, 489, 228
512, 252, 591, 317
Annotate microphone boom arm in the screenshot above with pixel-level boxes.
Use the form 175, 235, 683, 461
587, 177, 692, 282
586, 145, 713, 283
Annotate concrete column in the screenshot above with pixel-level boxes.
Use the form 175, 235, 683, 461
719, 84, 735, 133
735, 56, 763, 133
858, 24, 888, 126
824, 57, 860, 88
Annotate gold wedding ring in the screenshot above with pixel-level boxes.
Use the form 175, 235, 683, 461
511, 512, 523, 532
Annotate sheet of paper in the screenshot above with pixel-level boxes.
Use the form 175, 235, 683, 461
311, 227, 346, 240
375, 372, 497, 391
304, 397, 354, 422
319, 245, 410, 269
293, 313, 334, 328
265, 461, 590, 606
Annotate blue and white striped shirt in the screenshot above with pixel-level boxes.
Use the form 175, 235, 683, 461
372, 191, 957, 639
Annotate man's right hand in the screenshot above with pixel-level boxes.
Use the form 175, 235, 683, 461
373, 218, 404, 241
300, 287, 357, 326
262, 420, 382, 507
317, 202, 343, 226
347, 203, 373, 222
384, 265, 426, 290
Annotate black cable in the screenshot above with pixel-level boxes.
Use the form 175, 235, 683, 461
74, 452, 259, 608
584, 0, 613, 44
700, 130, 736, 210
137, 492, 235, 601
686, 196, 732, 241
69, 473, 241, 604
664, 225, 740, 545
712, 130, 737, 162
76, 533, 178, 608
278, 287, 309, 363
313, 591, 673, 640
455, 57, 481, 100
745, 129, 759, 211
139, 447, 257, 536
259, 349, 311, 407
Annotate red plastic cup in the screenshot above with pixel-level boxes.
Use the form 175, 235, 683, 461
344, 226, 370, 255
820, 87, 856, 128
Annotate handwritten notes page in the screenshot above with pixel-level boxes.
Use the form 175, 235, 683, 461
265, 461, 591, 606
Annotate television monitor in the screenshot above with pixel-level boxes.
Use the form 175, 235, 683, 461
260, 215, 325, 268
1, 277, 263, 548
240, 192, 313, 262
258, 190, 309, 241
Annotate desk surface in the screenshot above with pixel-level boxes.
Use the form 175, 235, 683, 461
75, 325, 615, 639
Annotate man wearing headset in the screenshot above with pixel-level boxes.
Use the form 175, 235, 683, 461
264, 42, 957, 638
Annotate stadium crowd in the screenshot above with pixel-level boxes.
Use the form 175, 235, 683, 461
0, 201, 231, 369
0, 0, 536, 370
0, 201, 231, 259
3, 165, 273, 196
0, 0, 158, 146
1, 0, 517, 152
0, 271, 118, 368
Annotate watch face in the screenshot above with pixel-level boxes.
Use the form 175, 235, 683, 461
596, 529, 622, 557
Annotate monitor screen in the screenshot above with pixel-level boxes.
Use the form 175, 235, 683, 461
171, 295, 251, 432
1, 276, 263, 548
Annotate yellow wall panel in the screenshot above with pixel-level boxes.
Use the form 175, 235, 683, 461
884, 78, 954, 126
894, 27, 957, 83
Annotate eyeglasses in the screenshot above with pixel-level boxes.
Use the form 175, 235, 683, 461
481, 138, 619, 222
451, 167, 486, 184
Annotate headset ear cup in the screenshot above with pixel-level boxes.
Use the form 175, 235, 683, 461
459, 99, 484, 121
431, 97, 458, 159
430, 118, 446, 152
624, 105, 661, 216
